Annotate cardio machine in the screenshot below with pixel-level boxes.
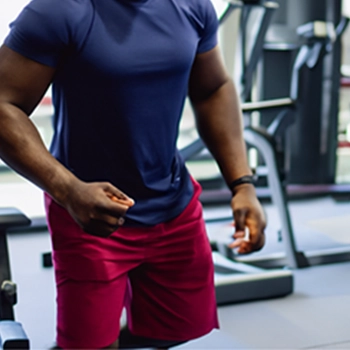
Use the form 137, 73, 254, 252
239, 16, 350, 270
186, 0, 350, 273
0, 208, 30, 349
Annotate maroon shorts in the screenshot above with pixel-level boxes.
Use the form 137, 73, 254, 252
45, 179, 219, 349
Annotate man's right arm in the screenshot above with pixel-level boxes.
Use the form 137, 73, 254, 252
0, 45, 133, 237
0, 45, 76, 203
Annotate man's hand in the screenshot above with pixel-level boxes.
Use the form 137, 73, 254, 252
228, 184, 266, 254
61, 180, 134, 238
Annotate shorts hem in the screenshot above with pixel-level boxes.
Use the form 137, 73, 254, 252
56, 332, 119, 350
129, 324, 220, 342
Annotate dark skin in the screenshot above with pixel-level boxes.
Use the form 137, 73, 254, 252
0, 43, 265, 349
188, 46, 266, 253
0, 44, 265, 251
0, 45, 134, 237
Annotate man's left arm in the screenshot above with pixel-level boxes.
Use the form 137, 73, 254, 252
188, 46, 266, 254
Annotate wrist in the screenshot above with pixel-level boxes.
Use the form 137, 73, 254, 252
48, 171, 81, 207
228, 175, 256, 195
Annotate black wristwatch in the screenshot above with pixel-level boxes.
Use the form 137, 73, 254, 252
229, 175, 255, 194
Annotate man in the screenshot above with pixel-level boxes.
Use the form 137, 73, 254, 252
0, 0, 266, 348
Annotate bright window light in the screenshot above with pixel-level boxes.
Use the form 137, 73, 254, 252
0, 1, 30, 44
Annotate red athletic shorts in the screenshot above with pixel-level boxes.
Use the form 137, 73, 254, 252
44, 179, 219, 349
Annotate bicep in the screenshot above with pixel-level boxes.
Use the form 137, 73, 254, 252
188, 45, 230, 103
0, 45, 56, 115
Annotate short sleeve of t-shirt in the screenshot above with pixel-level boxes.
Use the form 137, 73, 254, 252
4, 0, 93, 67
195, 0, 219, 53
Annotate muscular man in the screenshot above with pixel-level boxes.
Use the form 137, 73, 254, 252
0, 0, 266, 348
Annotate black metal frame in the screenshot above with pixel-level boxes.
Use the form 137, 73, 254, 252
0, 208, 30, 349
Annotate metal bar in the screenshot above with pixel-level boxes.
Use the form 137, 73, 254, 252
179, 138, 205, 162
244, 127, 309, 269
241, 97, 294, 111
219, 1, 243, 24
241, 2, 279, 101
0, 233, 14, 320
0, 209, 30, 321
0, 234, 11, 285
240, 6, 251, 90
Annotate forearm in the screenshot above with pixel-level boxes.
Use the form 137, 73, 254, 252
188, 47, 265, 251
0, 102, 79, 204
191, 78, 252, 186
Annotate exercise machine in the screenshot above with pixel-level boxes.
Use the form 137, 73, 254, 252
238, 17, 350, 269
261, 0, 348, 188
0, 208, 30, 349
248, 17, 350, 268
187, 1, 350, 270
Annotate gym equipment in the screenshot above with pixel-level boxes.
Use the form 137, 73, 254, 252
220, 0, 279, 103
261, 0, 347, 187
213, 252, 292, 305
244, 17, 350, 269
187, 1, 350, 270
0, 208, 30, 349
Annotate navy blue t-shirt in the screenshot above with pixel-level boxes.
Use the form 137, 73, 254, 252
5, 0, 218, 226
